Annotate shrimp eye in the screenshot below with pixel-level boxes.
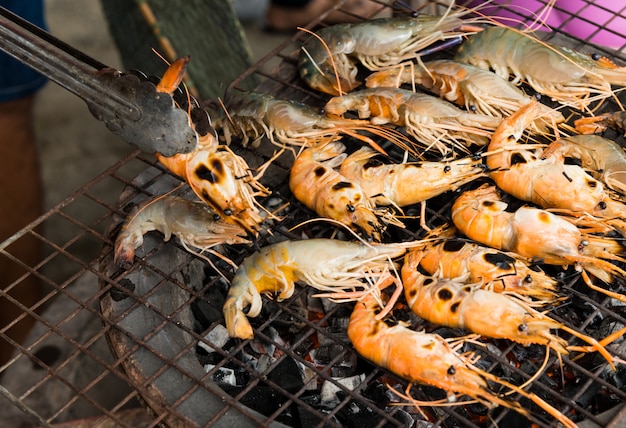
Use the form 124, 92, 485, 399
447, 366, 456, 375
213, 214, 221, 221
591, 52, 601, 61
533, 93, 542, 101
410, 10, 419, 18
523, 274, 533, 283
223, 208, 233, 216
444, 165, 451, 173
318, 107, 326, 115
346, 204, 356, 212
598, 201, 607, 210
469, 104, 477, 112
518, 323, 528, 332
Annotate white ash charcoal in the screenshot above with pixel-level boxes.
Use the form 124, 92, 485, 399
320, 374, 365, 408
309, 343, 348, 365
256, 354, 274, 374
203, 364, 238, 386
320, 296, 340, 314
385, 383, 408, 403
330, 353, 358, 378
238, 348, 261, 372
317, 322, 350, 347
297, 361, 319, 391
599, 318, 626, 348
249, 337, 275, 357
306, 293, 325, 313
263, 196, 290, 215
197, 324, 230, 354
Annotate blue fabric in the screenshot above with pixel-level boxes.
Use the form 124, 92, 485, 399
0, 0, 48, 102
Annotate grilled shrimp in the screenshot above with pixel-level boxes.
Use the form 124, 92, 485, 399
223, 238, 411, 339
455, 26, 625, 109
338, 146, 486, 207
401, 262, 567, 352
289, 141, 403, 240
347, 292, 578, 428
414, 225, 558, 302
298, 9, 481, 95
541, 134, 626, 196
114, 196, 249, 268
365, 59, 564, 131
451, 183, 626, 301
487, 101, 626, 232
401, 263, 613, 371
157, 144, 270, 234
325, 87, 502, 155
208, 91, 396, 150
153, 60, 270, 233
575, 110, 626, 135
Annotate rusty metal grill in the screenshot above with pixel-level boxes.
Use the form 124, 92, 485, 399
3, 1, 626, 427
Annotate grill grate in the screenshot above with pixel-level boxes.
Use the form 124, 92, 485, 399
2, 1, 626, 427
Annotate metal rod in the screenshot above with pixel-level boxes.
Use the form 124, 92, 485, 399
0, 5, 139, 120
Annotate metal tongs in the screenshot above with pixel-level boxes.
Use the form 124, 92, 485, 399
0, 6, 197, 157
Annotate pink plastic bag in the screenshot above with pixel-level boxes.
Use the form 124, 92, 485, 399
463, 0, 625, 49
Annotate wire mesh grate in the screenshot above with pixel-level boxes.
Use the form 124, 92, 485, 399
2, 1, 626, 427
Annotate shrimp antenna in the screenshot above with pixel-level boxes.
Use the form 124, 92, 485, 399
288, 217, 372, 246
298, 27, 344, 96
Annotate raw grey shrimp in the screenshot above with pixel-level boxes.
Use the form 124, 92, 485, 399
338, 145, 486, 207
451, 183, 626, 302
298, 8, 482, 96
208, 90, 399, 151
347, 291, 578, 428
324, 87, 502, 156
114, 195, 249, 269
414, 224, 559, 302
365, 59, 565, 132
541, 134, 626, 196
454, 26, 625, 110
487, 101, 626, 233
289, 141, 404, 241
223, 238, 412, 339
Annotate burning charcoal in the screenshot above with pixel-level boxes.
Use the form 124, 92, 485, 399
256, 354, 273, 374
602, 363, 626, 389
190, 299, 222, 329
220, 384, 291, 421
333, 393, 385, 428
317, 322, 350, 347
307, 293, 326, 313
267, 357, 305, 393
493, 404, 533, 428
320, 296, 341, 314
310, 343, 349, 367
387, 409, 417, 427
320, 374, 365, 408
297, 361, 319, 391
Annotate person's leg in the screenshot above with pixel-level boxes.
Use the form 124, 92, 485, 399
0, 0, 47, 366
0, 95, 44, 365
